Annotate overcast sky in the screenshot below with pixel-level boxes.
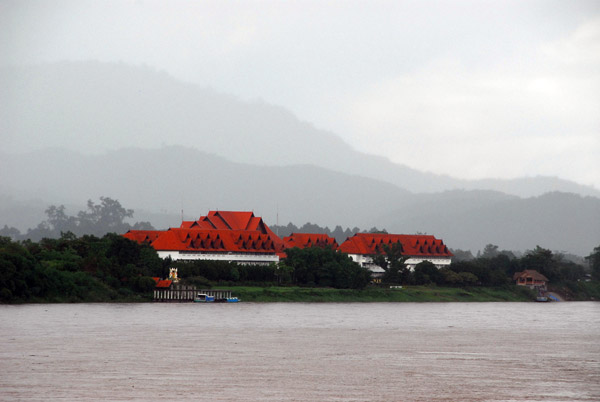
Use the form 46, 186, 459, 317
2, 0, 599, 188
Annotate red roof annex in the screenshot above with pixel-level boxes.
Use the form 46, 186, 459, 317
283, 233, 339, 250
152, 277, 172, 288
338, 233, 453, 257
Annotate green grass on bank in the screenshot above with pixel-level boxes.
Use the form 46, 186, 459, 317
215, 285, 537, 302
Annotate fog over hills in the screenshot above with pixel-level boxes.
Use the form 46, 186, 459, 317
1, 147, 599, 256
2, 61, 598, 198
374, 190, 600, 256
0, 146, 411, 230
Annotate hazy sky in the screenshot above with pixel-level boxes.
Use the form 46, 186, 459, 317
2, 0, 599, 188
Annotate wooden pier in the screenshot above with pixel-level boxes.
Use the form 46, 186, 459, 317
153, 285, 233, 302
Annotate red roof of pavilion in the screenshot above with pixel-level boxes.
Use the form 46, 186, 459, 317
338, 233, 453, 257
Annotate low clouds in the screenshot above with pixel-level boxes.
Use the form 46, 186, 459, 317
1, 1, 598, 188
344, 17, 600, 186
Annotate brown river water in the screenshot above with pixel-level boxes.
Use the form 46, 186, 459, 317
1, 302, 598, 401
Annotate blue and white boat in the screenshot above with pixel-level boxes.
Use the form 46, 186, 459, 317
194, 293, 215, 303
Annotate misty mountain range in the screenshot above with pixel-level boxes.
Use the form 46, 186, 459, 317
3, 61, 599, 198
1, 61, 599, 256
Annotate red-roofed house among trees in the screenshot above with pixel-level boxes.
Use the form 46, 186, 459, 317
152, 277, 172, 289
338, 233, 453, 275
513, 270, 549, 290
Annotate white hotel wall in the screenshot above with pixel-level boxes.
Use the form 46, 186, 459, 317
157, 251, 279, 265
349, 254, 452, 273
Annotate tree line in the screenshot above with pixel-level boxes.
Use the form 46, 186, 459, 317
0, 234, 374, 303
0, 232, 167, 303
375, 242, 599, 293
173, 246, 372, 290
2, 231, 599, 303
0, 197, 154, 242
1, 197, 599, 302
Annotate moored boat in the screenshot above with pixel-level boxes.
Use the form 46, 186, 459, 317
194, 293, 215, 303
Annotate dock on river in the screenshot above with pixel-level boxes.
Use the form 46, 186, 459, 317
154, 285, 233, 302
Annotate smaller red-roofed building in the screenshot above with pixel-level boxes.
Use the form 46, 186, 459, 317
338, 233, 453, 275
283, 233, 339, 250
152, 277, 173, 289
513, 270, 548, 290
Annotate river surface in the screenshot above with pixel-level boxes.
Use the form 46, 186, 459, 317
0, 302, 598, 401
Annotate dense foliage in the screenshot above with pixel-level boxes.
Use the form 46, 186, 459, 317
586, 245, 600, 281
173, 260, 278, 287
0, 233, 165, 303
1, 225, 597, 303
173, 247, 372, 289
283, 247, 372, 289
383, 245, 590, 288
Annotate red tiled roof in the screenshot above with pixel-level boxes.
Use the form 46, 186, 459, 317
123, 230, 162, 244
283, 233, 339, 250
150, 228, 278, 253
179, 211, 285, 251
155, 279, 172, 288
126, 211, 286, 254
338, 233, 453, 257
182, 211, 260, 230
513, 270, 549, 282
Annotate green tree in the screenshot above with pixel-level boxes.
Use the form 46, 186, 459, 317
481, 244, 499, 259
372, 242, 409, 285
45, 205, 78, 234
0, 225, 21, 240
440, 267, 462, 286
585, 245, 600, 281
274, 262, 294, 285
520, 246, 558, 281
451, 249, 474, 261
413, 261, 443, 285
284, 247, 370, 289
77, 197, 134, 235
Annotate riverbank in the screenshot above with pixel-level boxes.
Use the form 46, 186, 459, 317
218, 285, 537, 302
10, 283, 599, 304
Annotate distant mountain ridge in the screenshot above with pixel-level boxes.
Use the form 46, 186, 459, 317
2, 61, 598, 198
1, 147, 599, 256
